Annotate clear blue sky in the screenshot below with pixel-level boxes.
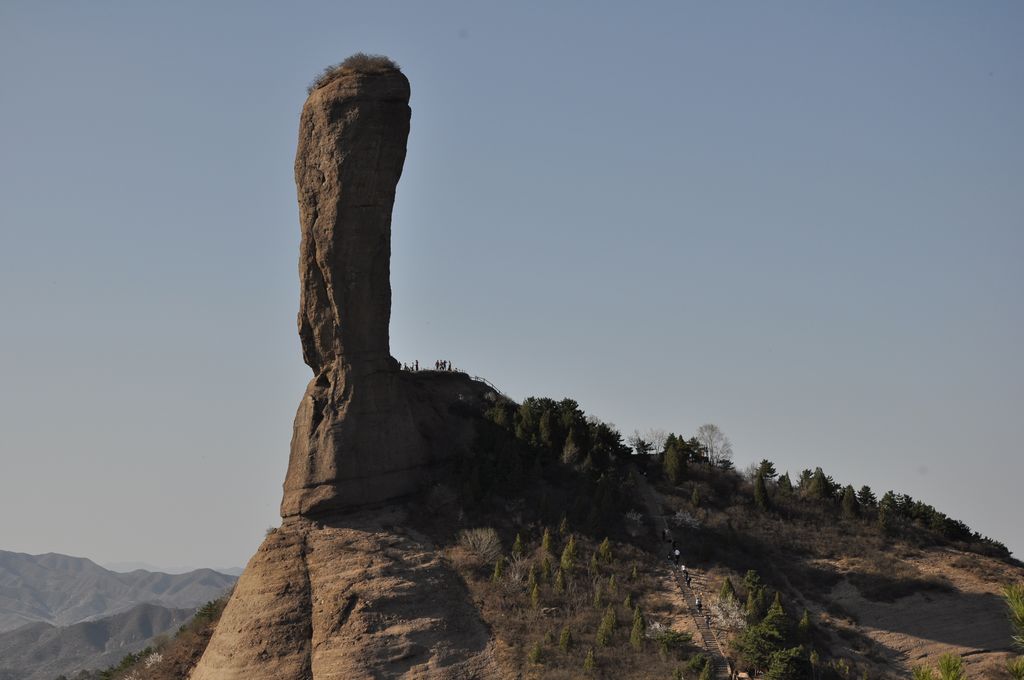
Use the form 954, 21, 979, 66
1, 1, 1021, 569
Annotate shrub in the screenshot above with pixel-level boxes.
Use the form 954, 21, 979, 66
307, 53, 400, 93
458, 527, 502, 564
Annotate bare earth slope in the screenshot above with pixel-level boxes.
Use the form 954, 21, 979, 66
826, 548, 1021, 677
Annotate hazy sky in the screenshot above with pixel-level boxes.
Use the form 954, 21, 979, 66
1, 1, 1021, 570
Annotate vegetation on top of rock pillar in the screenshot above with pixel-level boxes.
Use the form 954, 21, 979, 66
307, 53, 401, 93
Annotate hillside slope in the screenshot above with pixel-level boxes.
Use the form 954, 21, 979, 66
0, 602, 194, 680
0, 551, 235, 632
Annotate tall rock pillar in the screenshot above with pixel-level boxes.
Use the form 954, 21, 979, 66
281, 62, 423, 518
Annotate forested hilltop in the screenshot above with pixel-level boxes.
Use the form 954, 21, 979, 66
86, 393, 1024, 680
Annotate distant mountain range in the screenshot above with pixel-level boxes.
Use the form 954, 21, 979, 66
0, 550, 236, 633
0, 602, 194, 680
103, 562, 244, 577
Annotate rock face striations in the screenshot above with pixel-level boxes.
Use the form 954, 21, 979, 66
281, 59, 482, 518
190, 57, 500, 679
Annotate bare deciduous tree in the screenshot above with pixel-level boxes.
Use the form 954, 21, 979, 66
695, 423, 733, 466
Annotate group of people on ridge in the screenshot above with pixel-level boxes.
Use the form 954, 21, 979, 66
400, 359, 459, 372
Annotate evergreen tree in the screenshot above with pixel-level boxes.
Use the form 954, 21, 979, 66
559, 625, 573, 651
806, 467, 832, 500
527, 641, 542, 664
560, 536, 577, 571
596, 605, 616, 646
841, 485, 859, 519
541, 557, 552, 581
757, 459, 778, 481
776, 472, 793, 497
720, 577, 737, 602
698, 658, 713, 680
583, 648, 596, 672
856, 485, 877, 510
598, 537, 613, 562
755, 474, 771, 511
558, 514, 570, 535
797, 608, 811, 643
608, 574, 618, 597
527, 565, 538, 591
630, 606, 645, 650
492, 556, 505, 582
531, 582, 541, 608
593, 581, 603, 608
512, 533, 525, 558
623, 593, 633, 610
554, 568, 566, 594
664, 446, 685, 485
765, 647, 810, 680
541, 527, 553, 554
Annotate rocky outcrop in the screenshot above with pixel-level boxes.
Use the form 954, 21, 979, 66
190, 511, 499, 680
191, 57, 501, 679
281, 60, 485, 518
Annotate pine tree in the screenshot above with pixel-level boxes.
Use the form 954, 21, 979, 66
623, 593, 633, 610
541, 527, 553, 555
559, 625, 573, 652
754, 474, 771, 511
797, 608, 811, 643
593, 581, 603, 608
598, 537, 613, 562
583, 648, 596, 672
512, 533, 525, 558
630, 606, 646, 650
756, 459, 777, 480
841, 485, 859, 519
596, 605, 616, 646
560, 536, 577, 572
531, 583, 541, 609
608, 574, 618, 597
664, 446, 684, 484
492, 556, 505, 582
527, 641, 542, 664
857, 485, 877, 510
554, 568, 566, 594
776, 472, 793, 497
527, 565, 538, 591
558, 515, 570, 536
630, 563, 639, 581
720, 577, 737, 602
589, 551, 599, 575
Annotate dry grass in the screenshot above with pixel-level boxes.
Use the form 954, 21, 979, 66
307, 53, 400, 93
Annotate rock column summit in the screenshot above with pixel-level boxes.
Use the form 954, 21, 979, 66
282, 58, 466, 518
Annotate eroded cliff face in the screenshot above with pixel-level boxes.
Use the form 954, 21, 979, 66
190, 60, 502, 679
280, 65, 481, 518
190, 512, 499, 680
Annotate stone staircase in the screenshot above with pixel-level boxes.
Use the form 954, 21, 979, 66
633, 468, 732, 678
675, 567, 731, 678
